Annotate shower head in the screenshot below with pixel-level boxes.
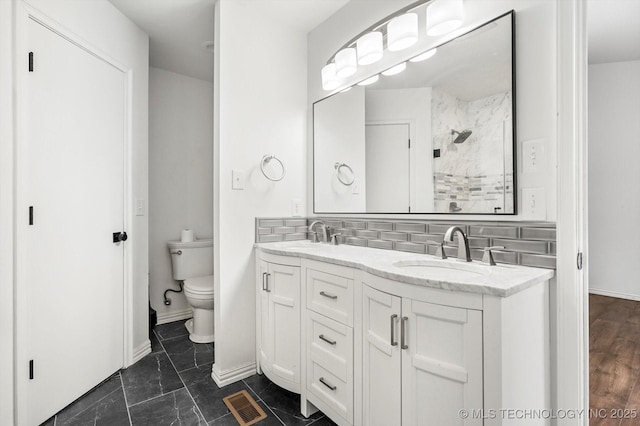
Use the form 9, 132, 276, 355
451, 129, 472, 144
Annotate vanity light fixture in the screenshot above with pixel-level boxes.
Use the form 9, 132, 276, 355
321, 0, 466, 91
409, 47, 437, 62
381, 62, 407, 76
335, 47, 357, 78
356, 32, 383, 65
387, 13, 419, 51
426, 0, 464, 36
321, 63, 340, 91
357, 75, 379, 86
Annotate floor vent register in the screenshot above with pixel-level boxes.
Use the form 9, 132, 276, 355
222, 389, 268, 425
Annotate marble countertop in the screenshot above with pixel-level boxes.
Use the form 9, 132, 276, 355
255, 241, 554, 297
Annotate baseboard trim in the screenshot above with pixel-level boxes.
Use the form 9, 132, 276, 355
589, 288, 640, 301
157, 308, 192, 325
131, 340, 151, 366
211, 362, 257, 388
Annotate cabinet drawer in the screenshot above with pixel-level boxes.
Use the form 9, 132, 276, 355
308, 359, 353, 423
306, 269, 353, 326
308, 311, 352, 381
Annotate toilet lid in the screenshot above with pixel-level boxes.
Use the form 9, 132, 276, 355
184, 275, 214, 294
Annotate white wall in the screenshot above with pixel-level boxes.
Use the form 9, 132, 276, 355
149, 67, 213, 322
314, 86, 366, 212
588, 60, 640, 299
213, 0, 307, 385
0, 1, 148, 423
307, 0, 557, 221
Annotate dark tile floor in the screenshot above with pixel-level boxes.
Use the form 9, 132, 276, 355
41, 321, 336, 426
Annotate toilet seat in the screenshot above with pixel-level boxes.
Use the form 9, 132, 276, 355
184, 275, 214, 295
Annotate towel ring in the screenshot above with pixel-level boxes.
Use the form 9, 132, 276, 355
334, 162, 355, 186
261, 155, 286, 181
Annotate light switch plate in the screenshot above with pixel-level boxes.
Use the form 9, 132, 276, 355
522, 187, 546, 220
522, 139, 545, 173
232, 170, 244, 190
135, 199, 145, 216
291, 198, 302, 217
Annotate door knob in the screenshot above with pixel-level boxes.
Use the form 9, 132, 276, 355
113, 232, 128, 243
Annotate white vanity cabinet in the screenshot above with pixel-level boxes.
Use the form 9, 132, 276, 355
360, 277, 483, 426
256, 252, 301, 393
255, 243, 551, 426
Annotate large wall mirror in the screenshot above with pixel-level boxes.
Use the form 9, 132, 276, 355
313, 11, 515, 215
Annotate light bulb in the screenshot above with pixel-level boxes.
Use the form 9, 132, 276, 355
335, 47, 357, 78
410, 48, 437, 63
357, 32, 383, 65
427, 0, 464, 36
381, 62, 406, 76
357, 75, 379, 86
321, 63, 340, 91
387, 13, 418, 51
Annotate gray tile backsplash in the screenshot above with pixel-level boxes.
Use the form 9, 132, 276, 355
256, 217, 557, 269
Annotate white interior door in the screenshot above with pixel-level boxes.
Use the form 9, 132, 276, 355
21, 18, 125, 425
365, 123, 410, 212
401, 299, 483, 426
361, 285, 402, 426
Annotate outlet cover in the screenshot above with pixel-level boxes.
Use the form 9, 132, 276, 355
291, 198, 302, 217
522, 139, 545, 173
135, 199, 145, 216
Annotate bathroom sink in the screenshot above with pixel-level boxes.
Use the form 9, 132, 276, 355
391, 259, 489, 280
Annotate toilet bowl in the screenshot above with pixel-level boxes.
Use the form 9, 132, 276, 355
168, 238, 214, 344
183, 275, 214, 343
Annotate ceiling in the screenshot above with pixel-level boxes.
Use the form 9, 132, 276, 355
108, 0, 348, 82
588, 0, 640, 64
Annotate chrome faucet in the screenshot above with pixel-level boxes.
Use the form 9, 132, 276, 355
308, 220, 330, 243
443, 226, 472, 262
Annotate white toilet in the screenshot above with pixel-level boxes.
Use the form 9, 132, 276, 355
168, 238, 214, 343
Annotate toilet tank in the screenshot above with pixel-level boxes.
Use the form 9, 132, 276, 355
167, 239, 213, 281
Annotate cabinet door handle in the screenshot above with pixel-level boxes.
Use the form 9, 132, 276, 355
319, 334, 336, 346
319, 291, 337, 300
262, 272, 267, 291
265, 273, 271, 292
319, 377, 336, 391
390, 314, 398, 346
401, 316, 408, 350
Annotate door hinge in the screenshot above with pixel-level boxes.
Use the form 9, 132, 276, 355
29, 360, 34, 379
577, 252, 583, 270
29, 206, 33, 225
28, 52, 33, 72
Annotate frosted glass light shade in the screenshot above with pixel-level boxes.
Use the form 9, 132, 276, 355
427, 0, 464, 36
321, 63, 340, 91
335, 48, 357, 78
357, 32, 383, 65
381, 62, 407, 76
387, 13, 418, 51
410, 48, 437, 63
357, 75, 379, 86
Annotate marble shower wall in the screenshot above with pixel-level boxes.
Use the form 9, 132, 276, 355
432, 89, 513, 213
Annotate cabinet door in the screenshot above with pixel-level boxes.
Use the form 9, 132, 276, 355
257, 260, 270, 370
401, 299, 482, 426
268, 263, 301, 385
362, 285, 402, 426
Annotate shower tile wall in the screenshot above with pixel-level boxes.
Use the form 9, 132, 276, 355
432, 89, 513, 213
255, 218, 556, 269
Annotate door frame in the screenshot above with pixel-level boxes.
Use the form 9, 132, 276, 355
14, 4, 135, 424
556, 0, 588, 424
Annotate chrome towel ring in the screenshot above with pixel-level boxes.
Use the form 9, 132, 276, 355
261, 155, 286, 181
334, 162, 355, 186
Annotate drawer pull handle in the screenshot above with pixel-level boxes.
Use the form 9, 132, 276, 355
319, 334, 336, 346
401, 316, 408, 350
319, 291, 337, 300
390, 314, 398, 346
262, 272, 267, 291
319, 377, 336, 391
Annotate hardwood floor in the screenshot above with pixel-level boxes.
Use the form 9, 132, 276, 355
590, 294, 640, 425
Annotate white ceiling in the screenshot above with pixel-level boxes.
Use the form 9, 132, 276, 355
588, 0, 640, 64
108, 0, 349, 82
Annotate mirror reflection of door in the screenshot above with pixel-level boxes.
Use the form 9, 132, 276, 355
365, 123, 410, 212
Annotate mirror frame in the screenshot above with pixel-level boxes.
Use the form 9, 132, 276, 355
312, 10, 517, 215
